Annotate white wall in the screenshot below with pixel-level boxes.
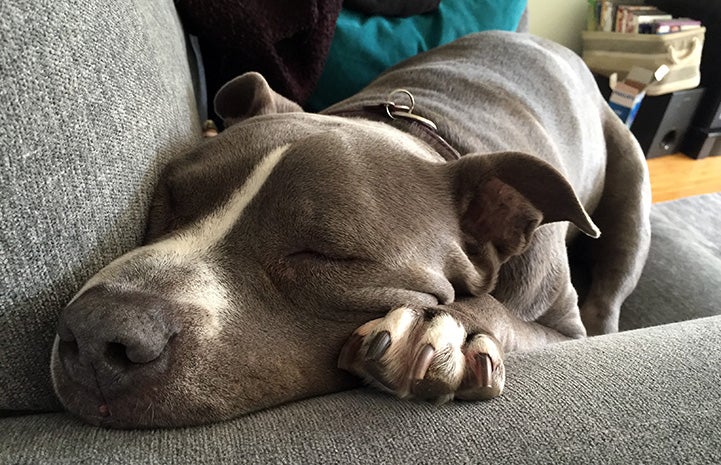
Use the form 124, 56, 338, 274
527, 0, 587, 54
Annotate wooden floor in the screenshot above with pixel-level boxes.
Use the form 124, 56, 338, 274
647, 153, 721, 203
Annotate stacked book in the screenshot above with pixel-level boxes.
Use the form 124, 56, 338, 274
587, 2, 702, 34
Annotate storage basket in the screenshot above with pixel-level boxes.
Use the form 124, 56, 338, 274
582, 28, 705, 96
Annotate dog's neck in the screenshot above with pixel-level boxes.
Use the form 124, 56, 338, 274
325, 92, 461, 162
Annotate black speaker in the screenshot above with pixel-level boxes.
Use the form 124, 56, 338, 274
701, 93, 721, 130
646, 0, 721, 131
681, 126, 721, 159
629, 88, 705, 159
691, 85, 721, 130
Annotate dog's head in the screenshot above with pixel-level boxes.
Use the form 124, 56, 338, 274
51, 73, 598, 428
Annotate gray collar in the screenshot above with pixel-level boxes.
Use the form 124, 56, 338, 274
325, 89, 461, 162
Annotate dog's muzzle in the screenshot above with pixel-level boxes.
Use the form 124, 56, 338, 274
55, 286, 181, 411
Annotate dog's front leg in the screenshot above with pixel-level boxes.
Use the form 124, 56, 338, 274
337, 295, 575, 402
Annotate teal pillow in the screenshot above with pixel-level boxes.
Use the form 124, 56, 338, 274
307, 0, 528, 110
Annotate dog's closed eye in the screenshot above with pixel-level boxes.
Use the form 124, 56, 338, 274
274, 249, 376, 285
286, 250, 367, 264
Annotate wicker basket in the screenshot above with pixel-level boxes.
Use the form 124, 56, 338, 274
582, 28, 705, 96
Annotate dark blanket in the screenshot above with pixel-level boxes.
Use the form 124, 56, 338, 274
345, 0, 440, 16
175, 0, 343, 108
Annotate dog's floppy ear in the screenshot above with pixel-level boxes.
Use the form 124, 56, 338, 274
214, 72, 302, 127
450, 152, 600, 265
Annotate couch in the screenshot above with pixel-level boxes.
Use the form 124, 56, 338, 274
1, 1, 720, 463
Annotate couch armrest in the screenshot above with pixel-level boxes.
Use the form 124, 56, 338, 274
3, 315, 719, 464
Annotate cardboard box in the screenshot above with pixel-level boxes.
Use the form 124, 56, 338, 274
608, 65, 670, 126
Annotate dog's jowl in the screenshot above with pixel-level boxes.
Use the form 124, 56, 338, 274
51, 32, 650, 428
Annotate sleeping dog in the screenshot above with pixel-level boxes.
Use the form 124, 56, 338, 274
51, 31, 651, 428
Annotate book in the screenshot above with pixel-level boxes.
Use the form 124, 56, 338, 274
625, 9, 672, 33
615, 6, 656, 33
650, 18, 703, 34
599, 1, 614, 32
615, 5, 659, 32
587, 0, 599, 32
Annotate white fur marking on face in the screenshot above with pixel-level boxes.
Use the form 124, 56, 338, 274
68, 145, 292, 337
170, 143, 291, 254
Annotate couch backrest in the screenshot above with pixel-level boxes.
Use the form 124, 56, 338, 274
0, 0, 200, 411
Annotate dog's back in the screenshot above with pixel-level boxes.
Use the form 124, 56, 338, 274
326, 32, 608, 204
326, 31, 651, 334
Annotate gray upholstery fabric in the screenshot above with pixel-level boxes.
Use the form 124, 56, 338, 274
1, 0, 719, 461
517, 6, 529, 33
622, 193, 721, 330
2, 315, 720, 464
0, 0, 200, 410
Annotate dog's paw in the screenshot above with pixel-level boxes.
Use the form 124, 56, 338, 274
338, 306, 505, 403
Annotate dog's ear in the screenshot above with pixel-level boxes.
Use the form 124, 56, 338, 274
450, 152, 600, 265
214, 72, 302, 127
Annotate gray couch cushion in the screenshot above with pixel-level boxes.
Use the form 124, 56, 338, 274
2, 315, 720, 464
0, 0, 200, 410
622, 193, 721, 330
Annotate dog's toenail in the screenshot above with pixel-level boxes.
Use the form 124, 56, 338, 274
338, 333, 364, 371
98, 404, 110, 417
366, 331, 391, 361
474, 353, 493, 388
412, 344, 435, 380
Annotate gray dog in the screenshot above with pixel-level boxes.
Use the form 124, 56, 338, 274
51, 31, 651, 428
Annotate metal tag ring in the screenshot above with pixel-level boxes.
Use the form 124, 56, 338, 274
385, 88, 416, 119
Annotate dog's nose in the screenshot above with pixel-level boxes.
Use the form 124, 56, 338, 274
56, 287, 180, 388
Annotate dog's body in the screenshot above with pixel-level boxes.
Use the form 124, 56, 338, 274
51, 32, 650, 428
